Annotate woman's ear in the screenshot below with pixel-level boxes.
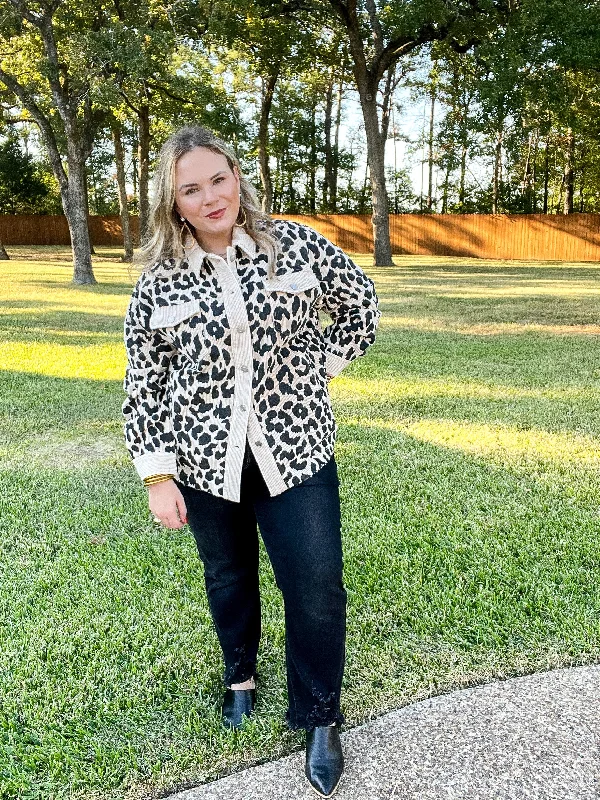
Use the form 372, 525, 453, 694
233, 165, 241, 189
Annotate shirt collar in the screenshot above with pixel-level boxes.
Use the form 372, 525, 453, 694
185, 226, 257, 265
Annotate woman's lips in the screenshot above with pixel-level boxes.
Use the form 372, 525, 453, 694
206, 208, 226, 219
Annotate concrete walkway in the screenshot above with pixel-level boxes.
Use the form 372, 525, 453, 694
170, 665, 600, 800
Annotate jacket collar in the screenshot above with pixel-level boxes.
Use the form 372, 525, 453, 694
148, 227, 258, 279
185, 226, 257, 265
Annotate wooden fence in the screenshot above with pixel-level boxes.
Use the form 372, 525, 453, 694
2, 212, 600, 261
0, 215, 140, 247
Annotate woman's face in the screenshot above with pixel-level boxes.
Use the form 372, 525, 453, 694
174, 146, 241, 248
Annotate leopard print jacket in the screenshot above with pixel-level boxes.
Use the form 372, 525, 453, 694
122, 219, 381, 502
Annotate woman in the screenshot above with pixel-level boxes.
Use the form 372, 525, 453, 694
122, 125, 380, 798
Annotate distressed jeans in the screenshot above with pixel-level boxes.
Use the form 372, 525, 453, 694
175, 441, 347, 730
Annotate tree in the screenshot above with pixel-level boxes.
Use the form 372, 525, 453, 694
318, 0, 517, 263
0, 0, 101, 283
218, 5, 320, 214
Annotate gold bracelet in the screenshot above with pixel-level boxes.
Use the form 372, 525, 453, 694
143, 474, 174, 487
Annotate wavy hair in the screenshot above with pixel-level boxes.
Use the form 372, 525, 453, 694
139, 125, 278, 275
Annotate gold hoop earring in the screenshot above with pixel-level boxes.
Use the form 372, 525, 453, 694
179, 215, 195, 250
235, 197, 248, 228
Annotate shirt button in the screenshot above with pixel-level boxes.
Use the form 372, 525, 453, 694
290, 283, 298, 290
240, 405, 247, 412
255, 441, 262, 447
240, 365, 249, 372
236, 325, 245, 333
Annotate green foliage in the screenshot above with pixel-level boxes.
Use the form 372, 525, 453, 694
0, 137, 61, 214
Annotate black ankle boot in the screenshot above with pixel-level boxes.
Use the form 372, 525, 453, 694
221, 687, 256, 729
305, 725, 344, 797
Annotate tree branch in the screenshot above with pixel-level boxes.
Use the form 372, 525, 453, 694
0, 66, 67, 190
118, 89, 140, 115
145, 79, 210, 107
6, 0, 43, 26
365, 0, 384, 58
375, 23, 450, 83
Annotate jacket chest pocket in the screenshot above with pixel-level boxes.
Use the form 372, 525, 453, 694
149, 300, 210, 369
263, 271, 321, 340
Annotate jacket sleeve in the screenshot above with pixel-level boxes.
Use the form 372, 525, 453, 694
307, 227, 381, 378
122, 275, 178, 480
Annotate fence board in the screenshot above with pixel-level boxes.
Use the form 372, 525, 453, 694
1, 213, 600, 261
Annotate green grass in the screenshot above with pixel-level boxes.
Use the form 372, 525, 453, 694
1, 246, 600, 799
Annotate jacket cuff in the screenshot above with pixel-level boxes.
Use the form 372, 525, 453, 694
324, 351, 353, 378
133, 451, 177, 481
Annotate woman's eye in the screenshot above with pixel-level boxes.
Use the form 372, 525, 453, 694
185, 187, 198, 195
214, 177, 225, 184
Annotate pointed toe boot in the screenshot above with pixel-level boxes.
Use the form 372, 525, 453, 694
305, 725, 344, 798
221, 688, 256, 729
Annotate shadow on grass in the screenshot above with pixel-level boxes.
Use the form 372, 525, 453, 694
28, 279, 135, 295
0, 371, 124, 434
375, 262, 600, 278
0, 309, 125, 340
1, 420, 600, 798
380, 292, 600, 323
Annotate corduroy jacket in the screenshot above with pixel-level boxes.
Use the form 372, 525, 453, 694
122, 219, 380, 502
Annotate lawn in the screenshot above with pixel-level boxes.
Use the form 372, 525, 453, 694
1, 246, 600, 800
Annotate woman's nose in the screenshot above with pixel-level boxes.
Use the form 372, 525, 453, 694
202, 185, 217, 205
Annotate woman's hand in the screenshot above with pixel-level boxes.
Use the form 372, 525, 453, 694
148, 480, 188, 529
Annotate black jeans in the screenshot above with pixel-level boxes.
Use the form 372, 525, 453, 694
175, 441, 347, 730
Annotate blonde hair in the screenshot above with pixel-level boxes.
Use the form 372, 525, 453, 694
139, 125, 278, 274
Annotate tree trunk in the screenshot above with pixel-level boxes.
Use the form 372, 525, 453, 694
578, 146, 586, 212
492, 121, 504, 214
543, 135, 550, 214
138, 103, 151, 241
556, 176, 564, 214
380, 66, 394, 145
459, 138, 467, 210
563, 126, 574, 215
112, 120, 134, 261
360, 160, 370, 213
332, 77, 344, 213
132, 138, 138, 206
83, 168, 96, 255
360, 93, 393, 265
442, 162, 451, 214
531, 130, 539, 212
273, 155, 280, 213
324, 72, 334, 210
287, 166, 295, 213
64, 144, 96, 285
427, 83, 436, 211
309, 100, 317, 213
258, 69, 279, 214
523, 133, 533, 213
0, 241, 9, 260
